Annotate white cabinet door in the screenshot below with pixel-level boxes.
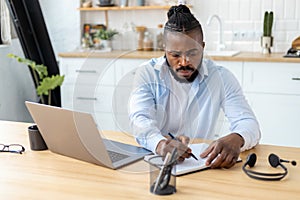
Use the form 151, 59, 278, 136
94, 112, 116, 131
112, 59, 148, 133
244, 62, 300, 95
246, 93, 300, 147
209, 61, 243, 139
59, 57, 115, 85
213, 61, 243, 85
60, 57, 149, 132
243, 62, 300, 147
115, 58, 147, 86
59, 57, 116, 129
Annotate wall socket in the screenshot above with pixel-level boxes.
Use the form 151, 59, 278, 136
232, 31, 261, 41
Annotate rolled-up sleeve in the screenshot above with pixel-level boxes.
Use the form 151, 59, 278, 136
128, 65, 166, 153
220, 68, 261, 151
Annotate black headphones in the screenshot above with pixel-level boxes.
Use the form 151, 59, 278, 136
243, 153, 297, 181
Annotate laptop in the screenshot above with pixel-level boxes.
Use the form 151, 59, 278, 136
25, 101, 152, 169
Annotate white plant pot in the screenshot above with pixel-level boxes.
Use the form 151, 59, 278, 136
101, 40, 112, 51
261, 36, 273, 54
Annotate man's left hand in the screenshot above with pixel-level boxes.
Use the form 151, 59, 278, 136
200, 133, 244, 169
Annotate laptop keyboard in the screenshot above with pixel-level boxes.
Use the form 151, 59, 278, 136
107, 150, 130, 163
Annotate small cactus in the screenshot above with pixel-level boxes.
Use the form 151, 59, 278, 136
263, 11, 274, 37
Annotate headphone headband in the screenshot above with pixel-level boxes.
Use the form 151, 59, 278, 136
242, 153, 296, 181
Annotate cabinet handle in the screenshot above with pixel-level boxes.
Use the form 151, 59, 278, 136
292, 78, 300, 81
75, 70, 97, 73
77, 97, 97, 101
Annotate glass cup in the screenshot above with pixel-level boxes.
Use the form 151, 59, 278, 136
120, 0, 128, 7
149, 156, 176, 195
136, 0, 145, 6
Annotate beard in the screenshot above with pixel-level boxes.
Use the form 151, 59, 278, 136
166, 58, 202, 83
170, 67, 199, 83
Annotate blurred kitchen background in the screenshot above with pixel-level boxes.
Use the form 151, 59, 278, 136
0, 0, 300, 138
41, 0, 300, 54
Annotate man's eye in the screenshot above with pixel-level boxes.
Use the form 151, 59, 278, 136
187, 51, 199, 57
171, 53, 180, 57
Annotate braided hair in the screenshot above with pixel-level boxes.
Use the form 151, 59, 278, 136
164, 5, 202, 34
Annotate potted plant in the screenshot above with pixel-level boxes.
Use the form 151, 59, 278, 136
93, 28, 119, 50
8, 53, 65, 150
261, 11, 274, 54
8, 54, 64, 105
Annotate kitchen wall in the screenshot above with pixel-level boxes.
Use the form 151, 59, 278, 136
39, 0, 80, 54
76, 0, 300, 53
36, 0, 300, 54
194, 0, 300, 52
0, 40, 37, 122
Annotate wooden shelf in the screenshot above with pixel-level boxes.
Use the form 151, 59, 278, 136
78, 5, 181, 28
78, 4, 192, 37
0, 44, 9, 48
78, 5, 172, 11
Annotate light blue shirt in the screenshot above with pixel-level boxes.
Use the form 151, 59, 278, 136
128, 56, 260, 153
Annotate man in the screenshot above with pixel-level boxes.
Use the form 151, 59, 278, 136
128, 5, 260, 168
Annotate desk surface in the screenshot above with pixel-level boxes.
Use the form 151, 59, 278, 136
0, 120, 299, 199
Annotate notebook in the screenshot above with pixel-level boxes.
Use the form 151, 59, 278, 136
25, 101, 152, 169
173, 143, 211, 175
145, 143, 241, 176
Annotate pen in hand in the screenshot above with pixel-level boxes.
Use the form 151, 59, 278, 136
168, 133, 198, 161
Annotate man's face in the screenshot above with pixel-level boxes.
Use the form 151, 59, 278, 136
165, 31, 205, 82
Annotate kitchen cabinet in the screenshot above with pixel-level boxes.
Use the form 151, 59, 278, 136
59, 56, 147, 132
59, 57, 116, 130
243, 62, 300, 95
213, 61, 243, 85
208, 61, 243, 139
243, 62, 300, 147
246, 93, 300, 147
203, 60, 300, 147
112, 58, 147, 133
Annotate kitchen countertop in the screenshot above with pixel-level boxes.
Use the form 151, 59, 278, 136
58, 50, 300, 63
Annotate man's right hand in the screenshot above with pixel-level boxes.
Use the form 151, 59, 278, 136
155, 135, 191, 162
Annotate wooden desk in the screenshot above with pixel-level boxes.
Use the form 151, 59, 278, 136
0, 120, 299, 199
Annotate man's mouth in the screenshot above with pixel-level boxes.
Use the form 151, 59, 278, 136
169, 64, 199, 83
176, 66, 195, 72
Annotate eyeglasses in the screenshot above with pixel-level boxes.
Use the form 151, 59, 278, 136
0, 143, 25, 154
166, 48, 203, 61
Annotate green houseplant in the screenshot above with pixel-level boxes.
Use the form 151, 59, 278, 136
95, 28, 119, 40
261, 11, 274, 54
7, 53, 64, 105
263, 11, 274, 37
93, 29, 119, 50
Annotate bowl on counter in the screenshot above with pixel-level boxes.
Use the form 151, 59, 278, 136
98, 0, 114, 6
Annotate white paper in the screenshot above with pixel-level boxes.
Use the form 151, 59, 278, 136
174, 143, 210, 175
144, 143, 210, 176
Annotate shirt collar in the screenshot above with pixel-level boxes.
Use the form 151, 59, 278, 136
199, 59, 208, 83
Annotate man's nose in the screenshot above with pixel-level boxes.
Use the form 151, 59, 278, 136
180, 55, 190, 66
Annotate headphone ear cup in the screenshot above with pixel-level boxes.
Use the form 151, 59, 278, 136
269, 153, 280, 168
246, 153, 257, 167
